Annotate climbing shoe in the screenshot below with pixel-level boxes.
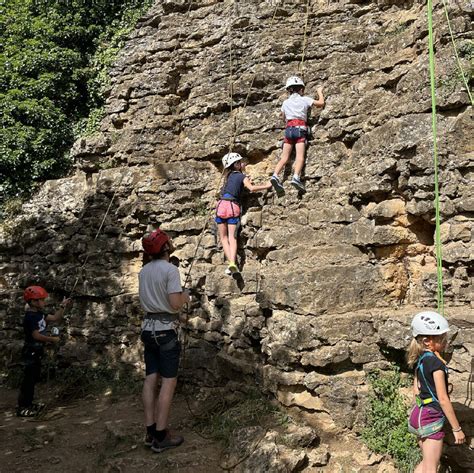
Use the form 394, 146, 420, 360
224, 267, 232, 276
270, 176, 285, 197
290, 176, 306, 193
151, 431, 184, 453
228, 262, 239, 274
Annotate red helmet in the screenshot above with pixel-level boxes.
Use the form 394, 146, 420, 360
24, 286, 48, 302
142, 229, 170, 255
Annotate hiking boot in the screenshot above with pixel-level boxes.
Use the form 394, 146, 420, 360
151, 431, 184, 453
290, 176, 306, 193
270, 175, 285, 197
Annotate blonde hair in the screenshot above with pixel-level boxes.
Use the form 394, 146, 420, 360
406, 334, 448, 368
406, 337, 425, 368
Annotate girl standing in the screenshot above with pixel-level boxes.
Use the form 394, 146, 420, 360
407, 311, 465, 472
215, 153, 271, 275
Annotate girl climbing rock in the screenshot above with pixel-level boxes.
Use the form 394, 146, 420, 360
271, 76, 324, 195
407, 311, 465, 472
215, 152, 271, 275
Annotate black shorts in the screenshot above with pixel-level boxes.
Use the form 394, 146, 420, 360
141, 330, 181, 378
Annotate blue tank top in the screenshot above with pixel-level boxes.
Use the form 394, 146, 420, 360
221, 172, 246, 204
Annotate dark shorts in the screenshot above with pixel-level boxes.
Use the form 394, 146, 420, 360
409, 404, 445, 440
215, 216, 240, 224
284, 120, 308, 145
141, 330, 181, 378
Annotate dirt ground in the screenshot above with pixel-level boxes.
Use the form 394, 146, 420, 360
0, 384, 225, 473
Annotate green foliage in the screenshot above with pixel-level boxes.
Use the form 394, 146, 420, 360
193, 389, 288, 447
1, 0, 152, 205
362, 368, 421, 472
51, 363, 142, 401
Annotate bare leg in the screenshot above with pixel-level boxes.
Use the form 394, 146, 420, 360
227, 223, 238, 264
273, 143, 293, 176
156, 377, 178, 430
293, 142, 306, 177
143, 373, 159, 426
414, 437, 443, 473
218, 223, 231, 262
414, 439, 424, 473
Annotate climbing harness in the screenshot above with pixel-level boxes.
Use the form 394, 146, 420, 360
408, 351, 447, 437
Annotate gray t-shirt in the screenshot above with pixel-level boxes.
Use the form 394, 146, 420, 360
138, 259, 183, 331
281, 93, 314, 122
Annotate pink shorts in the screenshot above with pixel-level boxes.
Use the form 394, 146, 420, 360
409, 405, 445, 440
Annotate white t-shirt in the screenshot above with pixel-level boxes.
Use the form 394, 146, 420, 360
281, 93, 314, 122
138, 259, 183, 330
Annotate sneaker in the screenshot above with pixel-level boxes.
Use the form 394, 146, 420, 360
31, 402, 45, 411
228, 262, 239, 274
290, 176, 306, 193
151, 431, 184, 453
144, 432, 154, 447
270, 175, 285, 197
16, 406, 40, 417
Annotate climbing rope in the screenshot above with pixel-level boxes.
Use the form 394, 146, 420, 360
227, 3, 280, 152
68, 180, 124, 297
427, 0, 444, 315
440, 0, 473, 106
299, 0, 311, 79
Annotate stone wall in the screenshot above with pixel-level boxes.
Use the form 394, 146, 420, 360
1, 0, 472, 469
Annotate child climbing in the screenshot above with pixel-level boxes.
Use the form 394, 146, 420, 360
216, 152, 271, 275
17, 286, 71, 417
407, 311, 465, 472
271, 76, 324, 195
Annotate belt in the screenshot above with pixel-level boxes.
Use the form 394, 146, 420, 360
145, 312, 175, 319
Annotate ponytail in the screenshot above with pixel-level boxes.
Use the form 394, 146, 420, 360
406, 337, 425, 368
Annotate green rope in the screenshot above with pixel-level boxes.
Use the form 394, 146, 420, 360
427, 0, 444, 315
441, 0, 474, 106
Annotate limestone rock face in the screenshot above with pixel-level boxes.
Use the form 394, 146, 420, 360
1, 0, 473, 470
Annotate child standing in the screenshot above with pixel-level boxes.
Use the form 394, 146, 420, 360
271, 76, 324, 195
17, 286, 71, 417
407, 311, 465, 472
215, 152, 271, 275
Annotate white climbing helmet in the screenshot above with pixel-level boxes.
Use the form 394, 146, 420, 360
285, 76, 305, 90
411, 311, 450, 337
222, 152, 243, 169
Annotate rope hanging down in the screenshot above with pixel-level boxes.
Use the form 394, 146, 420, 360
440, 0, 473, 106
298, 0, 311, 78
227, 3, 279, 152
427, 0, 444, 315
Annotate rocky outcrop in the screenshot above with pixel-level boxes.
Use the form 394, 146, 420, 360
1, 0, 473, 470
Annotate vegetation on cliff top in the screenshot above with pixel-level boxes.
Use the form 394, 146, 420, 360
0, 0, 152, 211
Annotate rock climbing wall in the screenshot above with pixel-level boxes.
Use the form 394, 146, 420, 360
1, 0, 472, 469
